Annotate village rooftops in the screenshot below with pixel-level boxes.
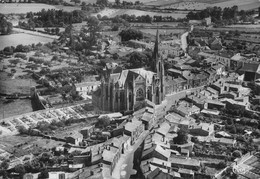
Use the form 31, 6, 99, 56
124, 120, 142, 132
211, 137, 236, 146
206, 99, 226, 106
99, 112, 123, 119
156, 122, 171, 136
133, 107, 154, 117
240, 62, 260, 73
178, 168, 194, 175
75, 81, 101, 88
141, 112, 154, 122
102, 146, 119, 163
169, 156, 200, 168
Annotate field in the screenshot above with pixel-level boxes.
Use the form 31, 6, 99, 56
146, 0, 260, 11
0, 3, 57, 14
95, 8, 188, 18
0, 33, 54, 50
0, 3, 80, 14
0, 135, 65, 157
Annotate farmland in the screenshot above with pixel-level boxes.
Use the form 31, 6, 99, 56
0, 3, 80, 14
95, 8, 188, 18
146, 0, 260, 11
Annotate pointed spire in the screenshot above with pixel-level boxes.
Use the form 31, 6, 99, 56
153, 29, 160, 59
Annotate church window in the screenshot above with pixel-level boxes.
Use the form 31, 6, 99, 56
136, 88, 144, 101
115, 92, 118, 102
129, 92, 132, 103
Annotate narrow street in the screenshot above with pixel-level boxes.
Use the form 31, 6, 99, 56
112, 130, 149, 179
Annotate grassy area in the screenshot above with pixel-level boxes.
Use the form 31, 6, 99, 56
0, 135, 65, 157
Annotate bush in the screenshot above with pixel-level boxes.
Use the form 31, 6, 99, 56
15, 53, 27, 60
96, 116, 110, 128
217, 161, 226, 169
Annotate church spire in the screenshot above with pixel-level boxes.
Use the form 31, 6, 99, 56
153, 29, 160, 59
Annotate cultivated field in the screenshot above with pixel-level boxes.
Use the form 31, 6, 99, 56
0, 3, 57, 14
0, 3, 80, 14
146, 0, 260, 11
95, 8, 188, 18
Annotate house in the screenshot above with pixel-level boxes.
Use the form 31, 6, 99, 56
141, 159, 181, 179
239, 62, 260, 81
189, 123, 214, 137
175, 103, 200, 117
230, 53, 247, 70
211, 137, 236, 147
102, 145, 121, 175
80, 125, 95, 138
221, 98, 249, 111
165, 113, 195, 130
65, 132, 83, 146
140, 112, 156, 130
124, 119, 144, 144
75, 81, 101, 99
169, 156, 201, 171
156, 122, 171, 137
205, 99, 226, 110
142, 144, 171, 161
178, 168, 194, 179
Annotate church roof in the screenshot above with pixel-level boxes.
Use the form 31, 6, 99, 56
113, 68, 155, 87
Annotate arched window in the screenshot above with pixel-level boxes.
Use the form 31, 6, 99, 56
129, 92, 132, 103
136, 88, 144, 100
115, 92, 118, 102
147, 88, 152, 101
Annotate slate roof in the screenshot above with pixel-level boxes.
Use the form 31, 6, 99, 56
240, 63, 260, 73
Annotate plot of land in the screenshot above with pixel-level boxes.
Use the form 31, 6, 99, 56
146, 0, 259, 10
0, 3, 57, 14
95, 8, 188, 18
0, 135, 65, 157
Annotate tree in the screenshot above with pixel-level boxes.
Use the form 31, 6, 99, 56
232, 150, 242, 158
9, 58, 20, 66
217, 161, 227, 169
174, 128, 188, 144
115, 0, 120, 6
3, 46, 14, 56
96, 116, 110, 128
127, 51, 152, 69
119, 28, 143, 41
96, 0, 108, 6
80, 16, 102, 49
14, 164, 25, 176
0, 14, 13, 35
38, 168, 49, 179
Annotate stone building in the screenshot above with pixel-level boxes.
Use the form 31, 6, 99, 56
93, 30, 166, 112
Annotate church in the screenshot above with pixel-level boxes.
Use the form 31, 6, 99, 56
92, 30, 167, 112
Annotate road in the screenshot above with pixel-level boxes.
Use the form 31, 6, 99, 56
112, 130, 149, 179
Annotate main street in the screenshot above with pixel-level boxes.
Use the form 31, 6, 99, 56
112, 130, 149, 179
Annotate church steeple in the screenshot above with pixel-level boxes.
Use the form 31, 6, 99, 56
153, 29, 160, 60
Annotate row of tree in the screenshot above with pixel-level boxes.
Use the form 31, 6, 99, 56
25, 9, 85, 28
186, 5, 257, 23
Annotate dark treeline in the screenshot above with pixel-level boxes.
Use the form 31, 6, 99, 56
187, 6, 256, 22
23, 9, 86, 28
108, 14, 186, 23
